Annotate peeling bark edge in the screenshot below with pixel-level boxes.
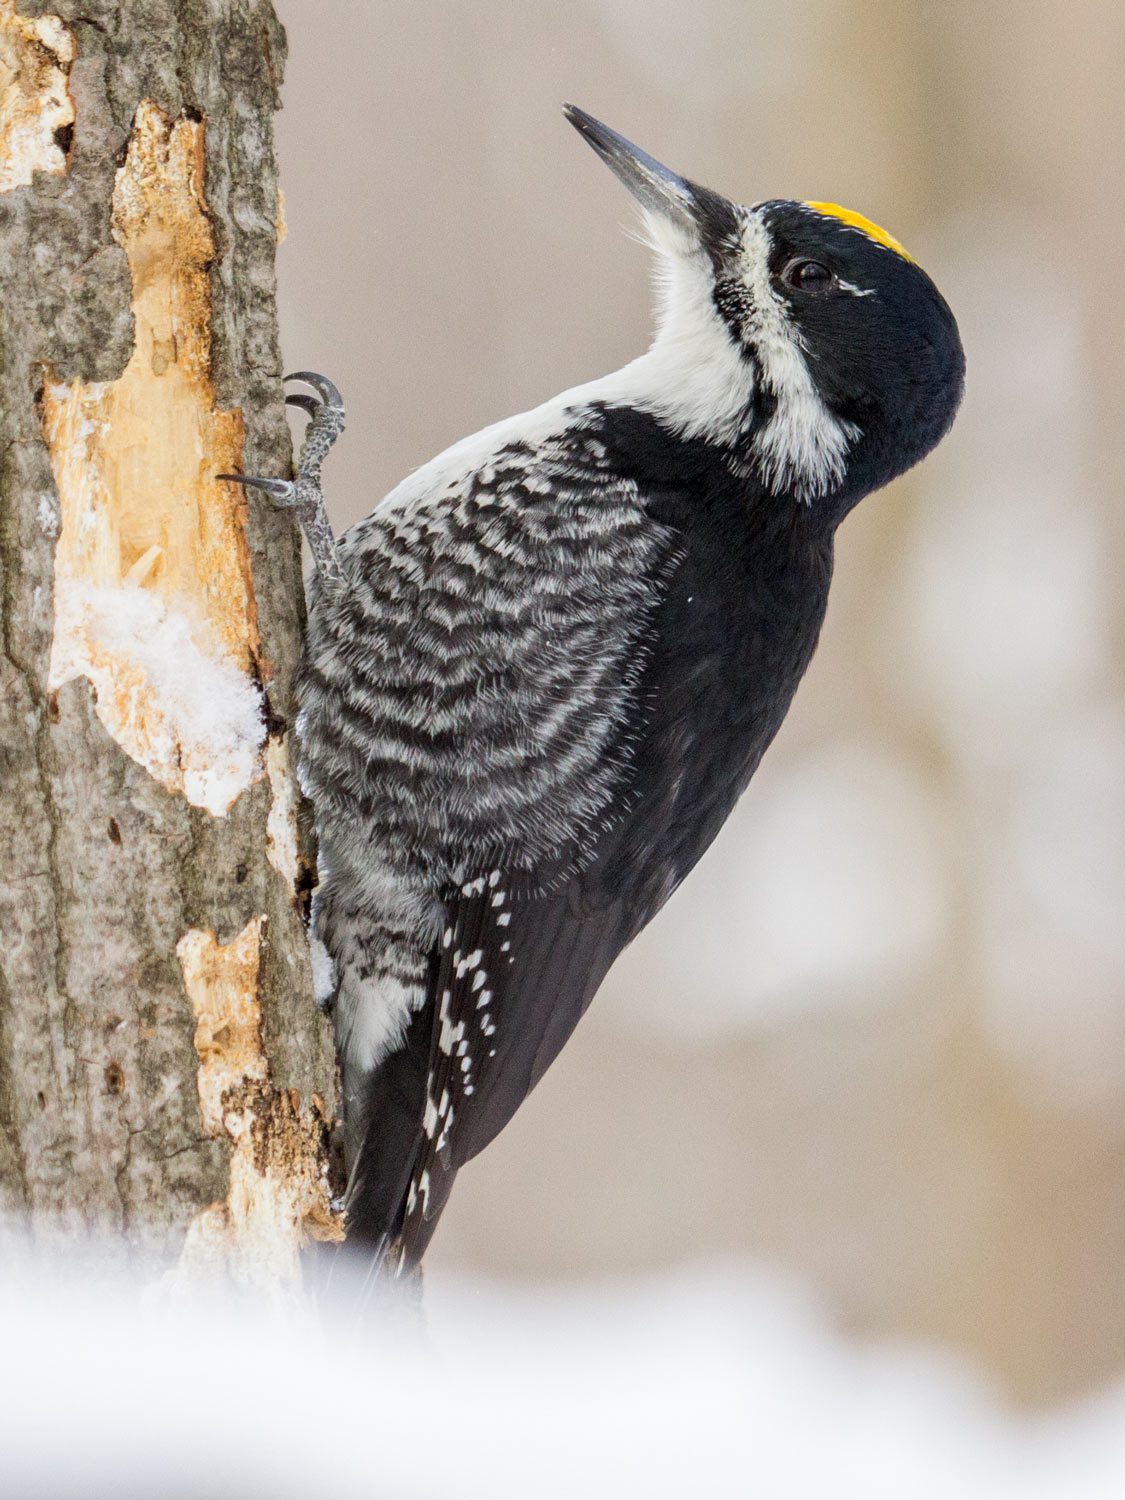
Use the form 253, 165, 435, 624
165, 919, 341, 1299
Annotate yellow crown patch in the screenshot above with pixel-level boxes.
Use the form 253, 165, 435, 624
803, 202, 913, 263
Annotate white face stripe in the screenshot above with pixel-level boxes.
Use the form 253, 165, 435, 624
738, 212, 860, 504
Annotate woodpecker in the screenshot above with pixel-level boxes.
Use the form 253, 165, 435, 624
226, 107, 964, 1272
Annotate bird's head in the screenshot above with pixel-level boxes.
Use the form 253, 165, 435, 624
565, 105, 965, 518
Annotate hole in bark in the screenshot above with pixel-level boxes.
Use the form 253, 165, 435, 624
105, 1062, 125, 1095
235, 862, 248, 885
263, 698, 287, 738
294, 858, 317, 925
53, 123, 74, 157
45, 691, 60, 724
36, 1092, 46, 1111
107, 817, 122, 845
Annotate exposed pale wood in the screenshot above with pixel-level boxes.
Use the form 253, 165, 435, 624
167, 919, 341, 1298
0, 0, 74, 193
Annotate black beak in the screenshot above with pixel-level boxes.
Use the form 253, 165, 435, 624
564, 105, 696, 232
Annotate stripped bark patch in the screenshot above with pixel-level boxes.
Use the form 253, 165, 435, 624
265, 733, 300, 894
172, 919, 342, 1299
0, 1, 74, 193
178, 918, 267, 1135
42, 100, 265, 816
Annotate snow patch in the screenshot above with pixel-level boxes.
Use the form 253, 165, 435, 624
36, 492, 58, 538
49, 580, 264, 817
2, 1253, 1125, 1498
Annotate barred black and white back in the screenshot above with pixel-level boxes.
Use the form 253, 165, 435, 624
285, 108, 964, 1270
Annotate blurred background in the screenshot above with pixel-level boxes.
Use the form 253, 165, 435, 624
274, 0, 1125, 1409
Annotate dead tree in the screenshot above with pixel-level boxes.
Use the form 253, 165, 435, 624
0, 0, 339, 1293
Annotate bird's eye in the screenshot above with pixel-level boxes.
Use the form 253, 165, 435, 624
781, 258, 835, 294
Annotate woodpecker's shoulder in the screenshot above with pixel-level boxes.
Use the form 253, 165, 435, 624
333, 337, 754, 556
340, 385, 620, 540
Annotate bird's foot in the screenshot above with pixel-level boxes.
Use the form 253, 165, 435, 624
219, 371, 346, 585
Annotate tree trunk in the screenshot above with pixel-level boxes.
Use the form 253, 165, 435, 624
0, 0, 340, 1293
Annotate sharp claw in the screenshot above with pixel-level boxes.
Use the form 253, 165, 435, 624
285, 392, 322, 419
217, 473, 295, 499
284, 370, 344, 410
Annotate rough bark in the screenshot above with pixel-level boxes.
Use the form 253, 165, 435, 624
0, 0, 340, 1289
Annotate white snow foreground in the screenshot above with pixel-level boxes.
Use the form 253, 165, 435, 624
1, 1255, 1122, 1499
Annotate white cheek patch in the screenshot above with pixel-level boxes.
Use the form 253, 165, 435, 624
739, 215, 861, 503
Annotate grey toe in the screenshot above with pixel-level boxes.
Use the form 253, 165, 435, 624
284, 370, 345, 411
